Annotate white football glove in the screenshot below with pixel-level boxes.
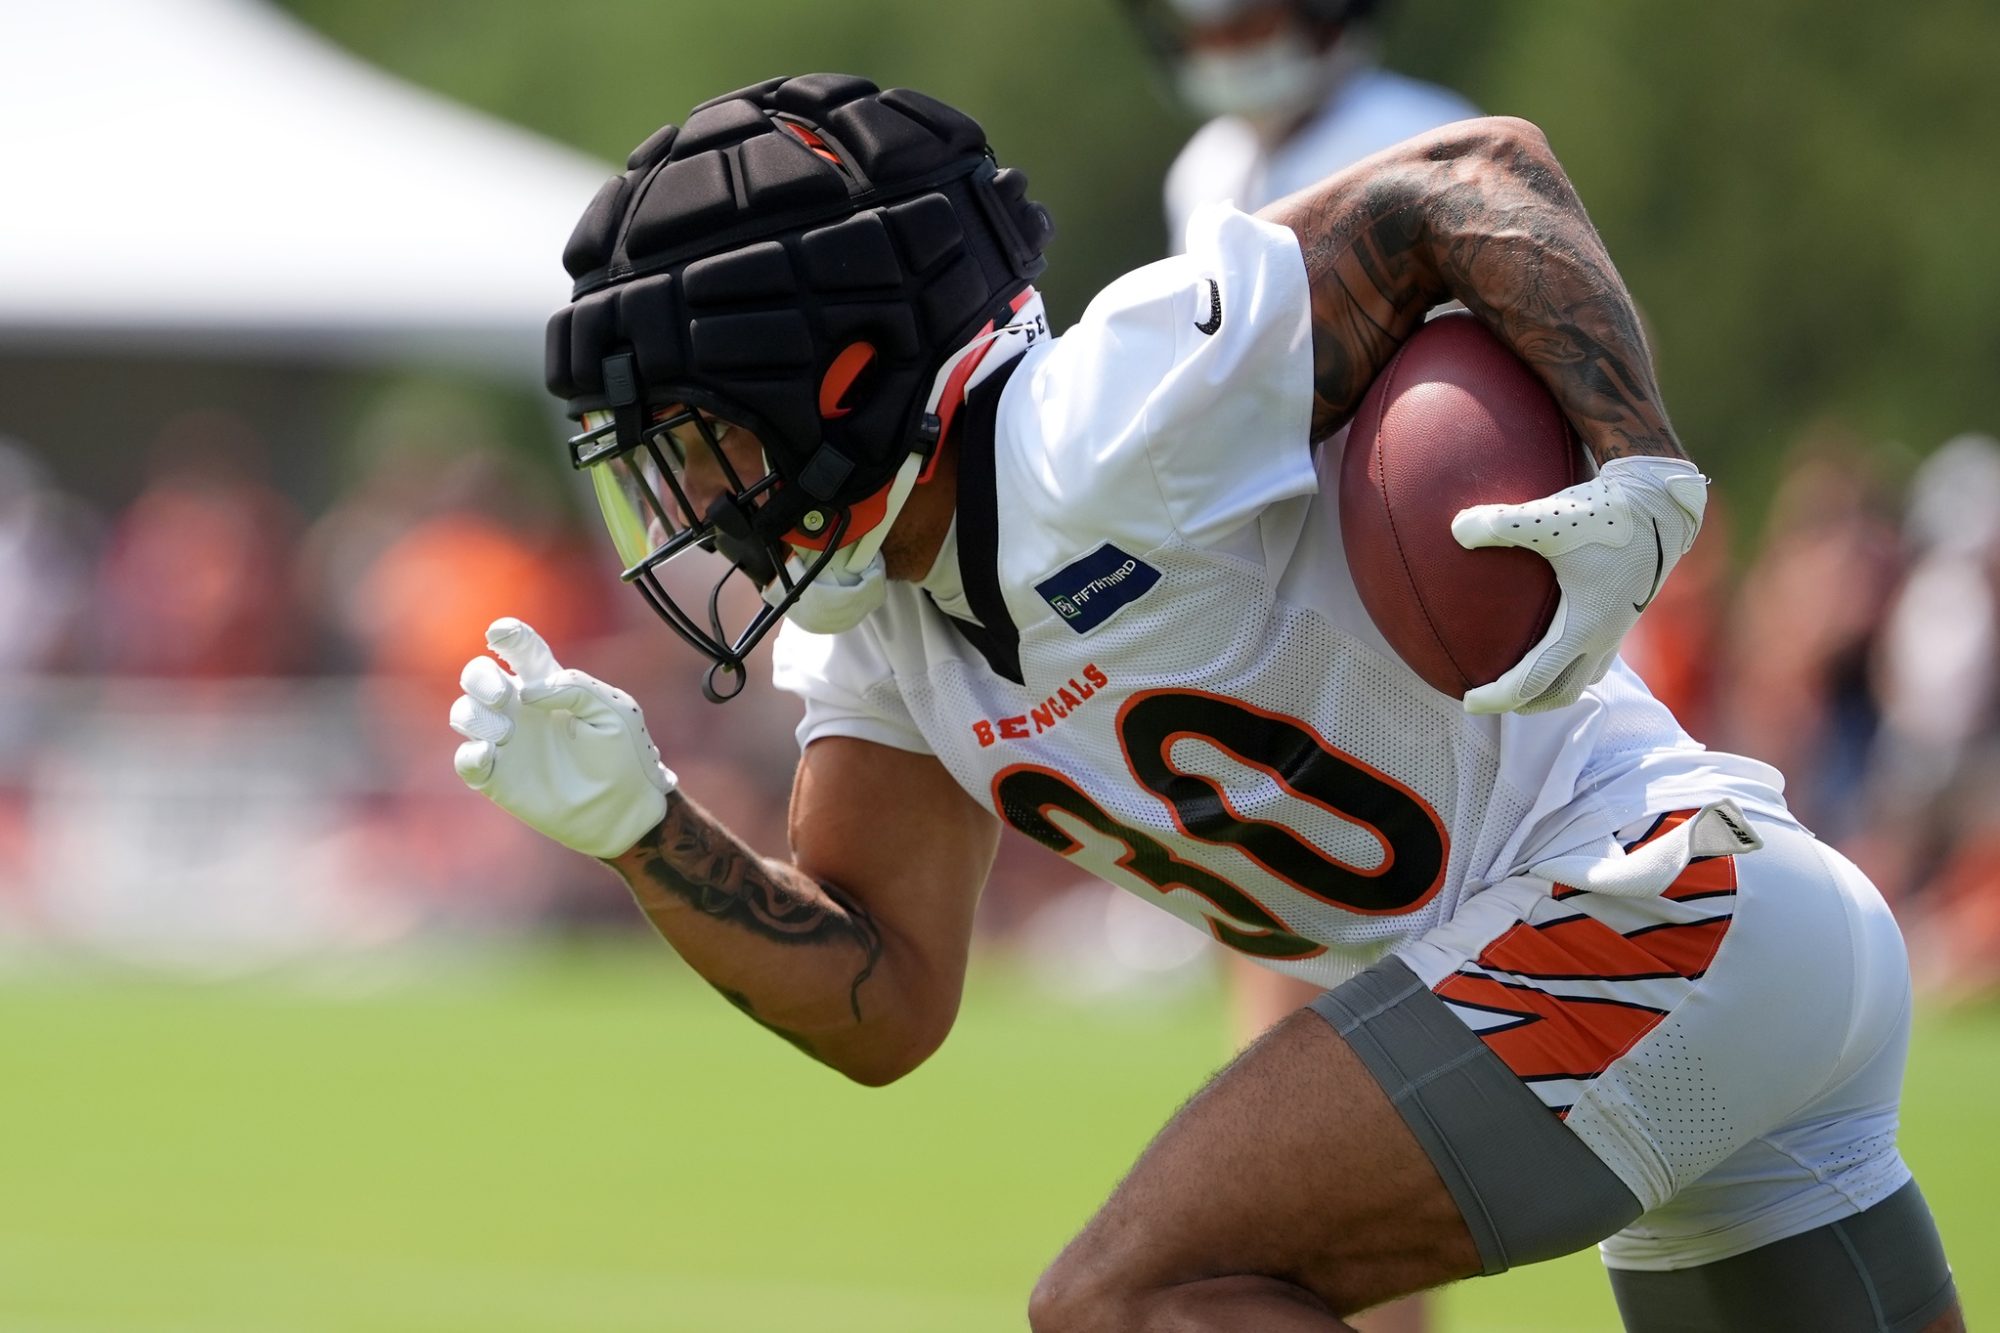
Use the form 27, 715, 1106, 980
449, 618, 676, 859
1451, 456, 1708, 715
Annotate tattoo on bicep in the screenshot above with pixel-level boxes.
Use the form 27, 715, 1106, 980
1273, 130, 1685, 462
631, 795, 883, 1022
1283, 181, 1434, 436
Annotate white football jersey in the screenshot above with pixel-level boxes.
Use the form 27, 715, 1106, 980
773, 205, 1790, 986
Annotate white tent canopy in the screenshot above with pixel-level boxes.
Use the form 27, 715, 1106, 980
0, 0, 612, 370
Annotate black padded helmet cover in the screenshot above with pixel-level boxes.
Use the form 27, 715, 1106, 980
546, 74, 1054, 540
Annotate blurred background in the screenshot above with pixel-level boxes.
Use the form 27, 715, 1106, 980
3, 0, 1997, 1328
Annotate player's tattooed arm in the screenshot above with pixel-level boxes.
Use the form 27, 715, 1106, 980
601, 738, 993, 1084
605, 790, 883, 1067
1262, 116, 1687, 465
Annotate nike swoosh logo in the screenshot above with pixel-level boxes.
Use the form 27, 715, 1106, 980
1194, 278, 1222, 336
1633, 517, 1664, 612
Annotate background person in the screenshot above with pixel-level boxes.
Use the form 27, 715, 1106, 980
1125, 0, 1478, 256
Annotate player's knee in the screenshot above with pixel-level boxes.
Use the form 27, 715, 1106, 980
1028, 1248, 1133, 1333
1025, 1257, 1089, 1332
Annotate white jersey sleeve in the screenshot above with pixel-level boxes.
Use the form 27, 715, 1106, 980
770, 617, 931, 755
1020, 203, 1317, 551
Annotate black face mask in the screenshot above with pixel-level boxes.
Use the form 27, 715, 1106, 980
571, 405, 849, 702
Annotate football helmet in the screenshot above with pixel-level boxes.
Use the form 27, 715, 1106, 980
546, 74, 1053, 700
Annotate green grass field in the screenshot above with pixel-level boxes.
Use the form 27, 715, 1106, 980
4, 941, 1992, 1331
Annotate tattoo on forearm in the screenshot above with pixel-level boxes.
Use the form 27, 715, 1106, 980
1267, 123, 1686, 464
625, 794, 883, 1025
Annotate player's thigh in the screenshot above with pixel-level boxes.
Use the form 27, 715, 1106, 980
1035, 960, 1641, 1322
1038, 1000, 1481, 1322
1220, 960, 1434, 1333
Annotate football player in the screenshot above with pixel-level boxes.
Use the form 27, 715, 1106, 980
453, 77, 1961, 1330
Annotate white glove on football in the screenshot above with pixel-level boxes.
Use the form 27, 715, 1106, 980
1451, 456, 1708, 716
449, 618, 676, 859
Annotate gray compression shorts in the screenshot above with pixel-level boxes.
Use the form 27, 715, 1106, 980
1309, 955, 1642, 1274
1310, 958, 1958, 1329
1607, 1179, 1957, 1333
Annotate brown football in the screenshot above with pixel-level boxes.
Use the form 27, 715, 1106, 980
1338, 312, 1586, 699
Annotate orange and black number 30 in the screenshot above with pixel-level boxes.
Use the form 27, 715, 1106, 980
994, 690, 1447, 959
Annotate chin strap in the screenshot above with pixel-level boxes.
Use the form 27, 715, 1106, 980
767, 291, 1046, 635
766, 452, 921, 633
